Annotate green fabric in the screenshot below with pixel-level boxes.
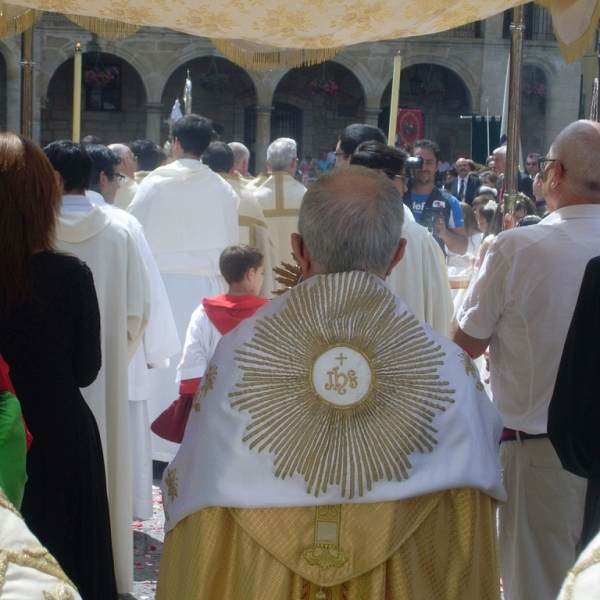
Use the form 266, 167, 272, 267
471, 116, 501, 165
0, 391, 27, 510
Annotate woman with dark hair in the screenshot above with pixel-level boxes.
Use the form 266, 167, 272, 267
0, 133, 117, 599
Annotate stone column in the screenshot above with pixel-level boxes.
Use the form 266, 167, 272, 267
254, 104, 274, 174
145, 102, 164, 144
364, 107, 381, 127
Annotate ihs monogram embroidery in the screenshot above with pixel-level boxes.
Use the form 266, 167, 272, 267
230, 272, 456, 499
324, 353, 358, 396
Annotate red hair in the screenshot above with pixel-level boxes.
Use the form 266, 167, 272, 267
0, 133, 62, 312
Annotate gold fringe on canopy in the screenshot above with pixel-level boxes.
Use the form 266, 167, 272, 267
65, 14, 141, 39
0, 5, 37, 39
537, 0, 600, 65
210, 38, 343, 71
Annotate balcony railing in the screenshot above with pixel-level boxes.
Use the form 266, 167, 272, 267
503, 3, 555, 41
438, 21, 483, 39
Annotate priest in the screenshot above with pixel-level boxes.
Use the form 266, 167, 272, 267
128, 114, 239, 462
156, 166, 505, 600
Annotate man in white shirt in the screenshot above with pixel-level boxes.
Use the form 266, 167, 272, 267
452, 120, 600, 600
128, 114, 239, 462
44, 140, 151, 595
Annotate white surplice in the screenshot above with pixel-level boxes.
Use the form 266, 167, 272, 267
55, 194, 151, 593
128, 159, 239, 462
88, 191, 181, 518
162, 271, 505, 534
387, 219, 454, 337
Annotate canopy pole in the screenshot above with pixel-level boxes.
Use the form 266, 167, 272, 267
72, 43, 82, 142
505, 5, 524, 218
20, 22, 34, 138
388, 51, 401, 146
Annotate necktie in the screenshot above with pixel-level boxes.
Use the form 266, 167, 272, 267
458, 178, 465, 200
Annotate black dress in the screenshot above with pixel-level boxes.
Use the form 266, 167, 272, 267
0, 252, 117, 599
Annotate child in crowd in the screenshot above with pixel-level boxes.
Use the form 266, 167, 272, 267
177, 244, 269, 396
151, 245, 269, 443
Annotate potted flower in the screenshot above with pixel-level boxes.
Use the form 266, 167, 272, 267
198, 73, 229, 92
420, 80, 445, 96
522, 83, 547, 100
309, 77, 339, 97
84, 68, 117, 87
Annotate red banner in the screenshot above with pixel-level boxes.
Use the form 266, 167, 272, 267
397, 109, 424, 148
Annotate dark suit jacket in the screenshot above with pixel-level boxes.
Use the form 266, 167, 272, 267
495, 172, 534, 200
444, 174, 481, 206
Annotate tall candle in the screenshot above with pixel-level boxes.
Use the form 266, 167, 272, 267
388, 51, 402, 146
72, 42, 82, 142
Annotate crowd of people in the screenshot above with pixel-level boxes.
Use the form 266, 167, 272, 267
1, 116, 600, 600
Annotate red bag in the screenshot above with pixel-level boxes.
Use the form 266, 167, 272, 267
150, 394, 194, 444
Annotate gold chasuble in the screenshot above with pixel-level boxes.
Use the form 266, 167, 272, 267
156, 272, 505, 600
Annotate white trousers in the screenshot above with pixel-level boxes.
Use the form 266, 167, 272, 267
499, 436, 586, 600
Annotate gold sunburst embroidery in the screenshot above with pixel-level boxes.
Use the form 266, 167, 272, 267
163, 467, 179, 522
230, 272, 455, 499
460, 352, 484, 391
193, 365, 218, 412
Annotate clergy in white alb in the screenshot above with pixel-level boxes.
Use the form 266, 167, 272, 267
128, 114, 239, 462
252, 137, 306, 274
156, 166, 505, 600
88, 189, 181, 519
349, 141, 453, 337
202, 140, 277, 298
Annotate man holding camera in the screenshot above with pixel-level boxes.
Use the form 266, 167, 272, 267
404, 139, 468, 255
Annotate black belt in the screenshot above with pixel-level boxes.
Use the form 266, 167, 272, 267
500, 427, 548, 443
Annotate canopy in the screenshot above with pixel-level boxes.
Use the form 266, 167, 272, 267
2, 0, 599, 64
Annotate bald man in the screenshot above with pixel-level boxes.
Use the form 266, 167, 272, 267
453, 120, 600, 600
156, 166, 504, 600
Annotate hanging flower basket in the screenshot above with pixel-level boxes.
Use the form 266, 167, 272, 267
198, 73, 229, 92
420, 80, 445, 96
522, 83, 547, 100
84, 67, 117, 86
309, 77, 338, 97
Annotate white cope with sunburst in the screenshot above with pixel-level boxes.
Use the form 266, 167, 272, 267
229, 271, 456, 500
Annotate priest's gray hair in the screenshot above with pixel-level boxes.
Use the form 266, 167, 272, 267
298, 166, 404, 277
267, 138, 297, 171
229, 142, 249, 163
551, 120, 600, 202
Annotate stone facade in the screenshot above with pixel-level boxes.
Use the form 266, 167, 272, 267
0, 7, 585, 168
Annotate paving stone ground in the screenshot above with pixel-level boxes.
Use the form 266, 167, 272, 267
118, 461, 167, 600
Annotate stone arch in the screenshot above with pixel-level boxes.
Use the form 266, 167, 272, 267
379, 62, 472, 160
39, 39, 155, 101
272, 60, 365, 159
40, 52, 147, 146
161, 56, 257, 144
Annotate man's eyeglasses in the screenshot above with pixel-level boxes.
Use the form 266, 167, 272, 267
526, 161, 538, 167
394, 174, 409, 184
334, 151, 349, 158
538, 158, 558, 173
